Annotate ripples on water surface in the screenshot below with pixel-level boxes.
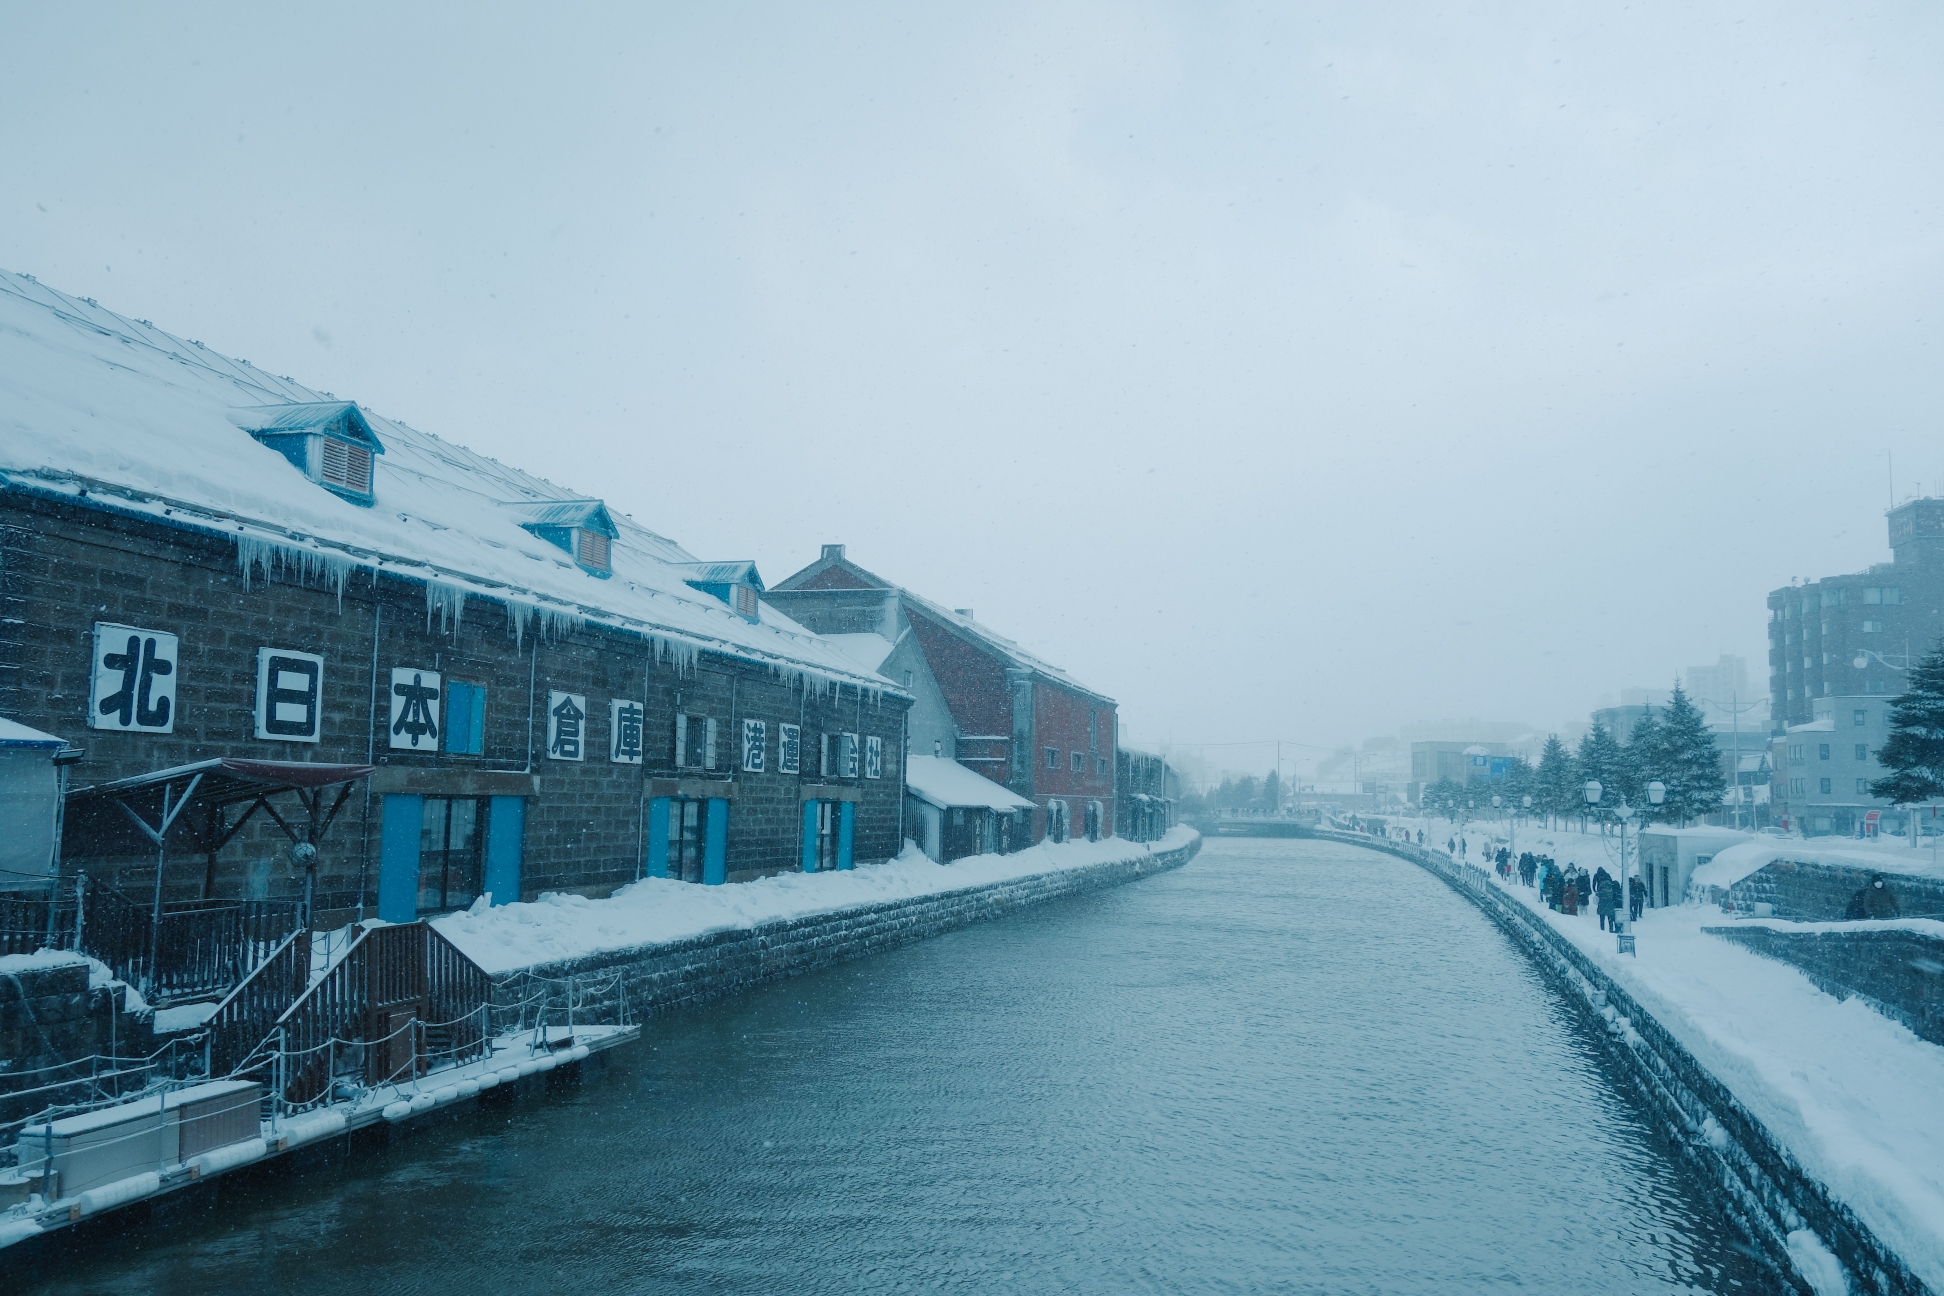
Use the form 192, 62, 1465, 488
33, 837, 1764, 1294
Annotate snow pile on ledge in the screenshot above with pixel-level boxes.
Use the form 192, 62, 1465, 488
434, 827, 1197, 975
1693, 838, 1944, 891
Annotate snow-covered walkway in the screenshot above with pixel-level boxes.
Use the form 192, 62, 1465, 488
1393, 816, 1944, 1293
433, 827, 1199, 975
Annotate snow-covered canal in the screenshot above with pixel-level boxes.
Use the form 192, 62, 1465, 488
33, 837, 1764, 1292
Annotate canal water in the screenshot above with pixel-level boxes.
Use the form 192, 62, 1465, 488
30, 837, 1766, 1294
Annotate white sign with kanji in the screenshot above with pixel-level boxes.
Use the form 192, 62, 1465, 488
777, 723, 801, 775
255, 648, 323, 743
548, 691, 587, 761
89, 622, 178, 734
742, 719, 766, 772
610, 698, 644, 764
389, 667, 442, 751
865, 735, 883, 779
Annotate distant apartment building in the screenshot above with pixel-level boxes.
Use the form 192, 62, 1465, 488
1777, 696, 1901, 837
1768, 498, 1944, 728
1409, 741, 1517, 804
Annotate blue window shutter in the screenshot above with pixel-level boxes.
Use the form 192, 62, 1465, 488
801, 799, 819, 873
484, 796, 525, 905
838, 801, 855, 870
704, 798, 729, 885
468, 685, 486, 755
445, 683, 471, 754
377, 795, 423, 922
647, 797, 671, 878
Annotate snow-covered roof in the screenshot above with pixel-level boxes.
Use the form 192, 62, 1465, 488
1788, 718, 1836, 733
903, 755, 1036, 811
0, 272, 905, 698
497, 498, 617, 537
673, 560, 763, 590
0, 717, 65, 748
229, 400, 383, 451
820, 632, 898, 677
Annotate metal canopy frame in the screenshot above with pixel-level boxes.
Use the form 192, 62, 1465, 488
66, 759, 375, 958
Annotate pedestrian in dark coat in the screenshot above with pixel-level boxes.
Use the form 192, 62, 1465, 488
1628, 875, 1646, 922
1593, 866, 1612, 896
1843, 875, 1901, 921
1596, 877, 1621, 931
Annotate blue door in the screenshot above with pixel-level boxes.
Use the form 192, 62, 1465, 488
378, 794, 423, 923
838, 801, 855, 870
484, 796, 524, 905
800, 799, 820, 873
703, 798, 729, 885
646, 797, 671, 879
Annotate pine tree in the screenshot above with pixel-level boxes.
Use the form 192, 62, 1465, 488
1575, 722, 1624, 827
1621, 712, 1668, 824
1870, 635, 1944, 806
1657, 684, 1725, 825
1535, 734, 1577, 826
1262, 769, 1283, 812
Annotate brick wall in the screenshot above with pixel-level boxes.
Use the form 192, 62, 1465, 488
0, 960, 149, 1126
1707, 925, 1944, 1046
1726, 859, 1944, 923
0, 495, 909, 922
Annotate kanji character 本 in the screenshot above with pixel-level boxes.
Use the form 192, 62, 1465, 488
550, 692, 585, 760
392, 672, 440, 748
98, 633, 173, 728
613, 701, 644, 763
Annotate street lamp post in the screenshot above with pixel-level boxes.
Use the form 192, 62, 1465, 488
1584, 778, 1664, 955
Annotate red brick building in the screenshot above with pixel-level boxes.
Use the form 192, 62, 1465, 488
766, 546, 1118, 842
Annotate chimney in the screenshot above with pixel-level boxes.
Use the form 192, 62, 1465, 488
954, 608, 974, 620
821, 544, 845, 562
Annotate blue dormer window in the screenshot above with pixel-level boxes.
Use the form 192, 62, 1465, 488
231, 402, 386, 505
500, 499, 619, 577
673, 561, 764, 622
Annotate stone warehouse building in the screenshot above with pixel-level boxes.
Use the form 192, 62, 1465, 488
0, 274, 911, 926
765, 546, 1119, 843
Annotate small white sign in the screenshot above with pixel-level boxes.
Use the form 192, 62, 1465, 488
742, 719, 766, 772
611, 698, 644, 764
89, 622, 178, 734
388, 667, 442, 751
255, 648, 324, 743
865, 735, 883, 779
548, 691, 587, 761
777, 723, 800, 775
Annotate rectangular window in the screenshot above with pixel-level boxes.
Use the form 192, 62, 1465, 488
1855, 710, 1868, 726
1046, 747, 1059, 770
1819, 778, 1832, 794
319, 437, 373, 494
1867, 680, 1888, 694
444, 681, 486, 755
1857, 778, 1870, 795
778, 723, 801, 774
1097, 755, 1109, 776
1071, 751, 1084, 772
1884, 587, 1902, 605
577, 528, 610, 572
1855, 744, 1868, 761
815, 800, 842, 872
676, 713, 715, 768
669, 798, 706, 883
1862, 620, 1882, 633
1088, 710, 1098, 752
418, 796, 485, 912
1819, 744, 1830, 760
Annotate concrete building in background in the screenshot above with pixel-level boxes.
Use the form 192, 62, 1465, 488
767, 546, 1119, 843
1776, 696, 1904, 838
1768, 498, 1944, 729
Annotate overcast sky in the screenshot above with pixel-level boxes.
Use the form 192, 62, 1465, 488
6, 3, 1942, 771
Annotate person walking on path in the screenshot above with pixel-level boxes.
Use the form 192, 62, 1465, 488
1596, 874, 1621, 932
1843, 874, 1901, 920
1628, 875, 1646, 923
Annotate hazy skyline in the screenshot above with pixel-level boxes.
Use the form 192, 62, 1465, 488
6, 2, 1941, 764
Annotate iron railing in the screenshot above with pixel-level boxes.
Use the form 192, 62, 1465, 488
206, 928, 311, 1079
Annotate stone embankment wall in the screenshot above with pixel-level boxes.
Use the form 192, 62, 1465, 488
1730, 858, 1944, 923
1708, 924, 1944, 1048
0, 961, 147, 1126
490, 835, 1201, 1024
1310, 828, 1926, 1296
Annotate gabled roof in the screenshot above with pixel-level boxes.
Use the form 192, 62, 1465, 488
771, 547, 1113, 705
229, 401, 385, 452
0, 272, 906, 699
499, 498, 619, 538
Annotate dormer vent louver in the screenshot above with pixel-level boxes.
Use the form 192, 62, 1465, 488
230, 402, 385, 507
500, 499, 619, 578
